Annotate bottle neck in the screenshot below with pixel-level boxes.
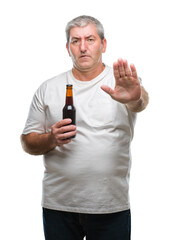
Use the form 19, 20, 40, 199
65, 85, 73, 105
66, 96, 73, 105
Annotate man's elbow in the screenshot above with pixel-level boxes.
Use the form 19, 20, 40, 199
20, 133, 39, 155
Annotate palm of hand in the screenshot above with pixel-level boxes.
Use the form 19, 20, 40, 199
112, 75, 141, 104
101, 59, 141, 104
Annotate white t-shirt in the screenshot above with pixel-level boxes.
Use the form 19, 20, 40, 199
23, 66, 137, 214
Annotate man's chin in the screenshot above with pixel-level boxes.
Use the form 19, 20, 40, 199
76, 62, 93, 70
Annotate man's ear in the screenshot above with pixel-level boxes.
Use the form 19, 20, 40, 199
102, 38, 107, 53
66, 43, 71, 57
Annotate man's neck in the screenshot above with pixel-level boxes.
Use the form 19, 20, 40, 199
72, 63, 105, 81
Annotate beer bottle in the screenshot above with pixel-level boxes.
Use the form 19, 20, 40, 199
63, 84, 76, 138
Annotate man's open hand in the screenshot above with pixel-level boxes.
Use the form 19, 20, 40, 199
101, 59, 141, 104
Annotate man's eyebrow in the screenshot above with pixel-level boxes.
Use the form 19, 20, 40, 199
86, 35, 95, 38
70, 37, 80, 42
71, 37, 80, 39
71, 35, 96, 40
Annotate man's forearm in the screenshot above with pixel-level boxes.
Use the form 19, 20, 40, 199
126, 87, 149, 112
21, 132, 57, 155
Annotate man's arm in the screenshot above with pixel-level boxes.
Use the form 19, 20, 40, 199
21, 119, 76, 155
21, 132, 56, 155
101, 58, 149, 112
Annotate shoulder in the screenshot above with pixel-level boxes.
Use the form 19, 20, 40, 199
32, 70, 70, 101
36, 70, 70, 93
41, 71, 69, 88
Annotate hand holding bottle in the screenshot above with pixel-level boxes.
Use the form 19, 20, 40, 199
50, 119, 76, 147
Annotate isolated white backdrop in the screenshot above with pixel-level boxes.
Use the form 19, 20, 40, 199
0, 0, 169, 239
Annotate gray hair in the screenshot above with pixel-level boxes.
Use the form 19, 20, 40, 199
65, 15, 105, 43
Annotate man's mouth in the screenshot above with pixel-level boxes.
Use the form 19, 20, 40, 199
80, 55, 90, 58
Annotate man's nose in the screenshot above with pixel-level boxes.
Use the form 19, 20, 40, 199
79, 40, 87, 52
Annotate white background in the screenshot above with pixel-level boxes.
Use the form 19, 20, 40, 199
0, 0, 169, 239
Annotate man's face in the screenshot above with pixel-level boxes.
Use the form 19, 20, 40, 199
66, 23, 107, 72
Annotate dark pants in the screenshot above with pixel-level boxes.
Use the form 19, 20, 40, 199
43, 208, 131, 240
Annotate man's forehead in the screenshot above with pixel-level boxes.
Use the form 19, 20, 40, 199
69, 23, 98, 38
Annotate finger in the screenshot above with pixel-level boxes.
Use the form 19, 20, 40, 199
54, 119, 72, 128
58, 125, 76, 134
58, 139, 72, 147
59, 130, 77, 140
130, 64, 138, 79
118, 58, 126, 77
101, 85, 115, 97
101, 85, 118, 101
113, 62, 120, 80
124, 60, 131, 77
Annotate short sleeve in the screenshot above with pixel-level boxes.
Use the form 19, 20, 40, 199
22, 84, 46, 135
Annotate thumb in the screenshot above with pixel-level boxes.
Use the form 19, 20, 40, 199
101, 85, 115, 98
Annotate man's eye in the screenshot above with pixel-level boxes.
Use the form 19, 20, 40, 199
72, 40, 79, 44
87, 38, 95, 44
